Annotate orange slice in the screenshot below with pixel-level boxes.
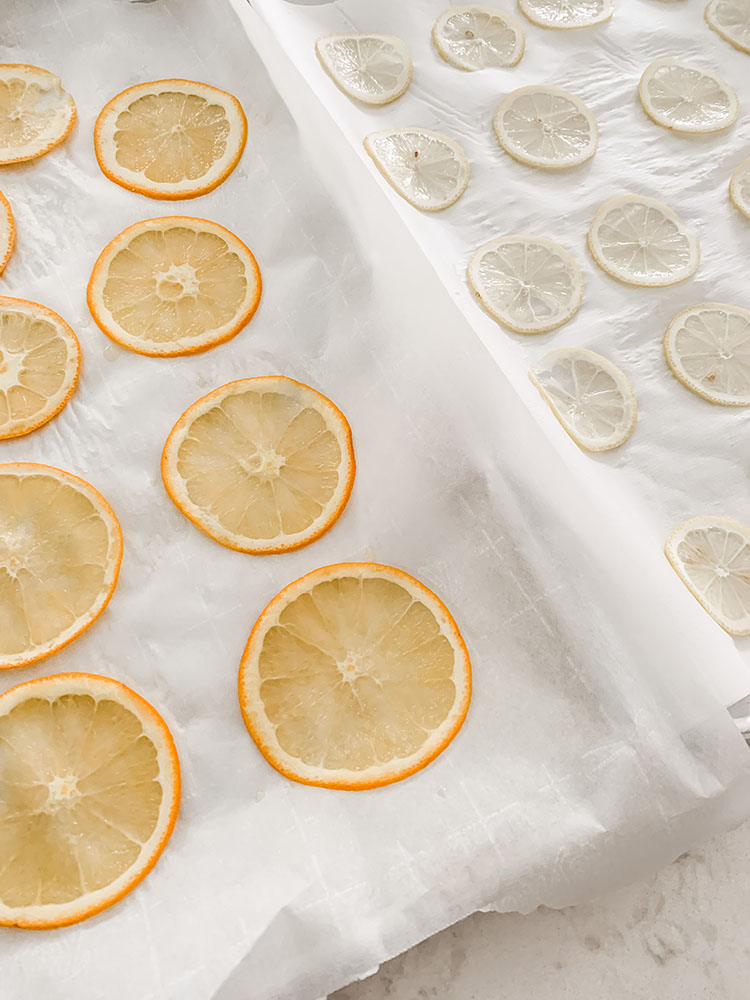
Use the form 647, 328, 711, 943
87, 217, 261, 357
0, 672, 180, 928
0, 192, 14, 274
0, 464, 123, 669
0, 65, 76, 165
239, 563, 471, 789
94, 79, 247, 200
162, 376, 355, 554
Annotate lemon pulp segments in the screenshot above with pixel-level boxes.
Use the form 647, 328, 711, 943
638, 58, 738, 133
494, 85, 597, 169
664, 303, 750, 406
705, 0, 750, 54
315, 35, 412, 105
518, 0, 613, 28
432, 6, 525, 70
364, 129, 470, 211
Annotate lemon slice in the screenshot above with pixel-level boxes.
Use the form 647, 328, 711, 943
239, 563, 471, 789
315, 34, 412, 105
666, 517, 750, 635
0, 297, 81, 440
87, 217, 261, 357
518, 0, 613, 28
705, 0, 750, 54
664, 303, 750, 407
0, 672, 179, 929
588, 194, 699, 287
94, 79, 247, 201
638, 58, 738, 133
363, 129, 470, 212
493, 85, 598, 169
468, 235, 583, 334
0, 65, 76, 165
0, 464, 123, 669
0, 192, 14, 275
730, 158, 750, 219
162, 376, 355, 554
432, 6, 525, 70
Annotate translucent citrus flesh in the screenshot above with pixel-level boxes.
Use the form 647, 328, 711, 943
496, 88, 596, 167
0, 693, 162, 908
435, 9, 522, 69
520, 0, 611, 27
706, 0, 750, 53
731, 161, 750, 217
0, 69, 73, 162
642, 62, 736, 130
668, 521, 750, 633
366, 131, 467, 210
318, 37, 410, 103
590, 200, 695, 284
256, 575, 458, 771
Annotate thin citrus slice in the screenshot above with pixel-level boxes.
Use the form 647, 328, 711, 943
530, 347, 636, 451
0, 192, 14, 274
162, 376, 355, 554
238, 563, 471, 789
94, 79, 247, 201
315, 34, 412, 106
0, 65, 76, 165
638, 58, 738, 133
0, 298, 80, 440
730, 158, 750, 219
87, 217, 261, 357
364, 129, 470, 211
494, 85, 598, 169
666, 517, 750, 635
588, 194, 699, 287
0, 672, 179, 929
706, 0, 750, 54
518, 0, 613, 28
0, 464, 122, 669
664, 303, 750, 406
432, 6, 525, 70
468, 234, 583, 334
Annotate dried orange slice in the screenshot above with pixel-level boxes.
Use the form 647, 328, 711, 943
0, 298, 80, 440
87, 217, 261, 357
239, 563, 471, 789
0, 464, 123, 669
0, 65, 76, 165
0, 672, 180, 928
94, 79, 247, 200
162, 376, 355, 554
0, 192, 14, 274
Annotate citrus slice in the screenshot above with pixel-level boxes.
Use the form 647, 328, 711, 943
638, 58, 738, 133
664, 303, 750, 406
705, 0, 750, 54
162, 376, 355, 554
94, 79, 247, 201
530, 347, 636, 451
238, 563, 471, 790
493, 85, 598, 169
0, 192, 14, 274
730, 158, 750, 219
0, 65, 76, 165
87, 217, 261, 357
518, 0, 613, 28
0, 464, 122, 669
665, 517, 750, 635
0, 672, 179, 929
0, 297, 81, 440
315, 34, 412, 106
363, 129, 470, 211
468, 235, 583, 334
432, 6, 525, 70
587, 194, 699, 287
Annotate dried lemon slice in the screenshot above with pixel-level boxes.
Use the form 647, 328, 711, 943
666, 517, 750, 635
705, 0, 750, 54
0, 192, 14, 275
0, 464, 123, 669
0, 65, 76, 164
588, 194, 699, 287
94, 79, 247, 200
162, 376, 355, 554
730, 158, 750, 219
638, 58, 738, 133
432, 6, 525, 70
364, 129, 469, 211
239, 563, 471, 789
0, 297, 81, 440
315, 34, 412, 105
468, 235, 583, 334
518, 0, 613, 28
87, 217, 261, 357
530, 347, 636, 451
493, 85, 598, 169
0, 672, 180, 928
664, 303, 750, 406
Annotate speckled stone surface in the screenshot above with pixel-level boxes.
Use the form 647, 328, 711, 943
332, 821, 750, 999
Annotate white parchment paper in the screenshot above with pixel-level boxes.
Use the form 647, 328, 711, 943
0, 2, 749, 999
